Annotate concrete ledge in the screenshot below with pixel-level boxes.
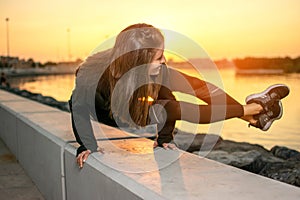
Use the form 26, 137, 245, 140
66, 139, 300, 200
64, 144, 162, 200
0, 91, 67, 200
0, 89, 300, 200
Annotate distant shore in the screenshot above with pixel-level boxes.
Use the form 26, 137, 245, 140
2, 55, 300, 77
1, 55, 79, 77
235, 69, 284, 75
1, 66, 76, 77
233, 57, 300, 73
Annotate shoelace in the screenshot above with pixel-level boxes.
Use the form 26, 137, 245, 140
248, 114, 270, 129
262, 115, 270, 123
266, 110, 274, 117
270, 92, 279, 99
259, 94, 271, 104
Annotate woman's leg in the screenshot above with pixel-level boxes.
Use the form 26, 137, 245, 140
149, 99, 263, 146
153, 100, 263, 124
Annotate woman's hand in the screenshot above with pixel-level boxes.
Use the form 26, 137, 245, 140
76, 148, 104, 169
153, 141, 177, 150
77, 150, 91, 169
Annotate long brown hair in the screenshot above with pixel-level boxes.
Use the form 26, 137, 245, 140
108, 23, 164, 127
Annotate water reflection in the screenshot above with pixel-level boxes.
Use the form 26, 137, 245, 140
9, 75, 75, 101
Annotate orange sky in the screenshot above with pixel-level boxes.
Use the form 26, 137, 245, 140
0, 0, 300, 63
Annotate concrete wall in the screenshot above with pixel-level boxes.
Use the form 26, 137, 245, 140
0, 89, 300, 200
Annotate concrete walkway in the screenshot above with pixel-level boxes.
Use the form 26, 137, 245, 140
0, 138, 44, 200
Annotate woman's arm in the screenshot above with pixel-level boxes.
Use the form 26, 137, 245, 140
70, 51, 111, 156
70, 65, 100, 162
70, 84, 102, 168
69, 95, 98, 155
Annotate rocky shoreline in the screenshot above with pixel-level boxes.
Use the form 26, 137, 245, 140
174, 130, 300, 187
1, 86, 299, 188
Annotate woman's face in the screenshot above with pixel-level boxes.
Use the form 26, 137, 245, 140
149, 48, 166, 76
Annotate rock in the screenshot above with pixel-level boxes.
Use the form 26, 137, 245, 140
43, 96, 58, 104
204, 150, 261, 167
20, 89, 32, 97
230, 150, 262, 168
259, 161, 300, 186
174, 129, 222, 152
246, 153, 284, 174
203, 149, 284, 174
192, 138, 300, 187
213, 140, 271, 156
271, 146, 300, 161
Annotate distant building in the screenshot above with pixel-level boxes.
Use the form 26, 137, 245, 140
0, 56, 35, 69
167, 58, 234, 70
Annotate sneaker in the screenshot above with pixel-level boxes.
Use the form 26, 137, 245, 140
245, 84, 289, 112
249, 101, 283, 131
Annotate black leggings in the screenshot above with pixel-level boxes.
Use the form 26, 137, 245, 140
149, 86, 244, 146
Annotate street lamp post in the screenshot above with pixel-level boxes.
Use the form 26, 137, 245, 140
5, 18, 10, 57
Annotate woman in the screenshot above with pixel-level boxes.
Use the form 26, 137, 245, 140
70, 23, 289, 168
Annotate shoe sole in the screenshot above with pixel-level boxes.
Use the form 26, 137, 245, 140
261, 101, 283, 131
246, 84, 290, 104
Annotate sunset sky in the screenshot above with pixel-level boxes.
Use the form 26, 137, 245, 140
0, 0, 299, 63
